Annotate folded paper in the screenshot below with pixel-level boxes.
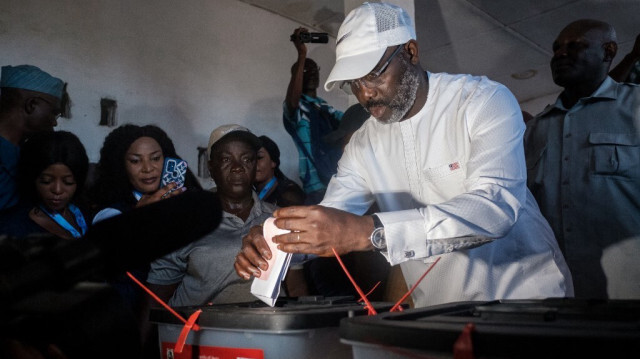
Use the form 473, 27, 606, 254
251, 217, 293, 306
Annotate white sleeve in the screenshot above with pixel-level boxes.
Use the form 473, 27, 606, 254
92, 208, 122, 224
381, 86, 528, 264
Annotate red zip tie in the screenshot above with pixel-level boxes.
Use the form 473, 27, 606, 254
453, 323, 476, 359
357, 281, 382, 303
125, 271, 201, 331
331, 248, 377, 315
174, 309, 202, 354
389, 256, 441, 312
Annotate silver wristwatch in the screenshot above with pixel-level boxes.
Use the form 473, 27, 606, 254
370, 214, 386, 251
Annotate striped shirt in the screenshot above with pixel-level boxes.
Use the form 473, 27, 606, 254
283, 94, 343, 194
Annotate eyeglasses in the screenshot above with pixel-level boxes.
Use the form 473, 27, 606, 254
341, 45, 403, 92
36, 96, 62, 119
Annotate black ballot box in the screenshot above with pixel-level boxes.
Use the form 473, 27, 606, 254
150, 296, 400, 359
339, 298, 640, 359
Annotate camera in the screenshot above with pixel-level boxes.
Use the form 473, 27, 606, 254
290, 32, 329, 44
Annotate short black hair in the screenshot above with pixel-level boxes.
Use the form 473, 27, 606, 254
258, 135, 280, 167
17, 130, 89, 204
290, 58, 319, 74
258, 135, 289, 180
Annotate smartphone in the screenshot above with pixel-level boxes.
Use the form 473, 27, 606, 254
161, 157, 188, 189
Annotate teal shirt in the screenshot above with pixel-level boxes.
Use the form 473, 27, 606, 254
283, 94, 343, 194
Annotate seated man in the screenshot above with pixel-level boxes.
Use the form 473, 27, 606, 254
147, 125, 275, 306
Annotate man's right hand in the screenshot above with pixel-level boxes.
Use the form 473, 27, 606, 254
234, 225, 272, 280
291, 27, 308, 56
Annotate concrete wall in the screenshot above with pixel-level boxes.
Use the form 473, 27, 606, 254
0, 0, 349, 188
0, 0, 570, 190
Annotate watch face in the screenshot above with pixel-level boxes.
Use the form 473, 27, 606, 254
371, 227, 386, 249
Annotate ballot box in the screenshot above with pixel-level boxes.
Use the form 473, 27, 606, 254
150, 296, 397, 359
339, 298, 640, 359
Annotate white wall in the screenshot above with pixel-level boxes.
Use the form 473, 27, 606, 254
0, 0, 349, 187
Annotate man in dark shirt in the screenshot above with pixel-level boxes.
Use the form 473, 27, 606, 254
0, 64, 64, 210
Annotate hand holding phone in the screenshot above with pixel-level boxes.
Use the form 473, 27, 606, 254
161, 157, 188, 189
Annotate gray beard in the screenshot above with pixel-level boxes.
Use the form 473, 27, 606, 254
384, 63, 420, 124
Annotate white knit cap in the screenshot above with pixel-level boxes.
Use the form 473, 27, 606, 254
324, 2, 416, 91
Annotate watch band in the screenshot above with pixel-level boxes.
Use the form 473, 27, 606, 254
372, 213, 384, 230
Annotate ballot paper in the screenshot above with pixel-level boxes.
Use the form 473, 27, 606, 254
251, 217, 293, 306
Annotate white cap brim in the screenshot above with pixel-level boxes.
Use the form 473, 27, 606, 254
324, 48, 386, 92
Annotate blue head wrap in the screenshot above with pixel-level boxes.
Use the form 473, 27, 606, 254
1, 65, 64, 99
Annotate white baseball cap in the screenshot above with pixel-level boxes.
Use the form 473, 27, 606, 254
324, 2, 416, 92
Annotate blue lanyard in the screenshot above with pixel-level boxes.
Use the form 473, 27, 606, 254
258, 177, 277, 200
132, 190, 143, 201
38, 203, 88, 238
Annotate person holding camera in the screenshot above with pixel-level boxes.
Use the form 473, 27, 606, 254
284, 27, 343, 206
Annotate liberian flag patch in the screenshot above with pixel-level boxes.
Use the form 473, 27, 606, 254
449, 162, 460, 171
